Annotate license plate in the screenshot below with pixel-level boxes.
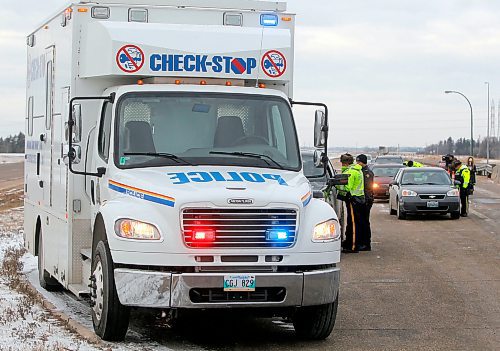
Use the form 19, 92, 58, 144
223, 275, 256, 292
427, 201, 439, 208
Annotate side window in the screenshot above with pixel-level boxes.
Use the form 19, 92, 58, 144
27, 96, 34, 136
98, 102, 113, 162
45, 61, 53, 130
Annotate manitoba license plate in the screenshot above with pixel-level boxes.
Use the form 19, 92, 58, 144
427, 201, 439, 208
223, 275, 256, 292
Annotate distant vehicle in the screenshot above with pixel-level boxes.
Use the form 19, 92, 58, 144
371, 163, 405, 200
373, 155, 405, 165
388, 167, 461, 219
302, 151, 345, 236
366, 154, 373, 164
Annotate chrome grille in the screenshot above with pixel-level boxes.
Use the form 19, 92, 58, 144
419, 194, 446, 200
182, 208, 297, 248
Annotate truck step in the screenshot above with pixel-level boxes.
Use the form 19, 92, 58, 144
68, 283, 90, 297
80, 248, 92, 260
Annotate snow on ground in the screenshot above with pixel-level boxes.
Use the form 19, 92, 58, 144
0, 207, 104, 351
0, 153, 24, 164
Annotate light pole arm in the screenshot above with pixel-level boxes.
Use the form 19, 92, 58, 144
445, 90, 474, 156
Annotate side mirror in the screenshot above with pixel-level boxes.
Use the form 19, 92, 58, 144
328, 173, 349, 186
314, 110, 327, 148
72, 104, 82, 143
313, 149, 324, 168
63, 145, 81, 165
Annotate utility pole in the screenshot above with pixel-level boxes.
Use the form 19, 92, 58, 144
492, 100, 496, 139
485, 82, 490, 164
497, 100, 500, 140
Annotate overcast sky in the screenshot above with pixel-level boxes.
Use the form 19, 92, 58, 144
1, 0, 499, 147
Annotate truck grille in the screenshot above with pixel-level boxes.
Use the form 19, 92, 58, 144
182, 208, 298, 248
189, 287, 286, 303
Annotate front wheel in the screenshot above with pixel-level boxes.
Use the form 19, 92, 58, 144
293, 295, 338, 340
91, 241, 130, 341
397, 199, 406, 220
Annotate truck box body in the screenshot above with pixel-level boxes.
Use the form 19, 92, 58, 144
25, 0, 341, 340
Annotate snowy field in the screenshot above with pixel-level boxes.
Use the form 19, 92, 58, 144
0, 153, 24, 164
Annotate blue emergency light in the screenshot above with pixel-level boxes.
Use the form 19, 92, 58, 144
266, 229, 289, 241
260, 14, 279, 27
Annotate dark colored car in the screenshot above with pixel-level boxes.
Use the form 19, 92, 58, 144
373, 155, 405, 165
388, 167, 461, 219
302, 151, 345, 235
371, 163, 405, 199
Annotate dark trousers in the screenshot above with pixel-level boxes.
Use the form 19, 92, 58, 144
343, 201, 363, 251
460, 188, 469, 215
359, 201, 373, 248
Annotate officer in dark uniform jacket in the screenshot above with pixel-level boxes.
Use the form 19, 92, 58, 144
356, 154, 374, 251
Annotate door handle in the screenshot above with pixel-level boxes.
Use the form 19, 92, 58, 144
90, 180, 95, 205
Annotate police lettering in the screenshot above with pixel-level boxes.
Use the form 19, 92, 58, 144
168, 171, 288, 186
150, 54, 257, 75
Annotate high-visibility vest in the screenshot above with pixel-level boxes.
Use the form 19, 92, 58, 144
455, 165, 470, 189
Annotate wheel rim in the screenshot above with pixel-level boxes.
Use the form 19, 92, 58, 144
92, 260, 104, 321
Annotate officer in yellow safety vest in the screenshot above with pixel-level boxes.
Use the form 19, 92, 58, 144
453, 159, 471, 217
336, 153, 365, 253
406, 160, 423, 167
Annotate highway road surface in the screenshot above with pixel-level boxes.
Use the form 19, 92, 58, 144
1, 162, 498, 350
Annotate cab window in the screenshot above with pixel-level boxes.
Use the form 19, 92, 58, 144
98, 102, 113, 162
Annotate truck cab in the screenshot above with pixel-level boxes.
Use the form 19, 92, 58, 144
25, 0, 342, 341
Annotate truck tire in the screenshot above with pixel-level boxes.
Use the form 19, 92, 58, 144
91, 240, 130, 341
38, 229, 60, 291
293, 295, 338, 340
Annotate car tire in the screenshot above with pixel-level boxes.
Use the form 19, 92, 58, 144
91, 240, 130, 341
397, 199, 406, 220
293, 295, 338, 340
450, 211, 460, 220
38, 229, 61, 291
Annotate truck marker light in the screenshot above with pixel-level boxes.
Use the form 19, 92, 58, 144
175, 79, 181, 85
77, 8, 88, 13
260, 14, 279, 27
225, 81, 232, 86
200, 80, 207, 85
192, 229, 216, 242
258, 83, 266, 88
282, 17, 292, 22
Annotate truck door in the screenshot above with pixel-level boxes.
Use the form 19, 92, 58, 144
90, 101, 113, 216
43, 46, 55, 207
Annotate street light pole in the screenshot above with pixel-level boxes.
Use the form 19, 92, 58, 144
445, 90, 473, 157
485, 82, 490, 164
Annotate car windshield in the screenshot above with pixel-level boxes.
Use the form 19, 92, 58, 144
401, 170, 451, 185
115, 93, 300, 171
376, 157, 403, 164
302, 153, 326, 179
373, 166, 402, 177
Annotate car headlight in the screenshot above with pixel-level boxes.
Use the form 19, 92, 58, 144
114, 219, 161, 240
373, 183, 379, 189
312, 219, 339, 242
401, 189, 418, 197
447, 189, 459, 197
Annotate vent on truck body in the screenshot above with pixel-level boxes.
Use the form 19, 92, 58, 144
182, 208, 297, 248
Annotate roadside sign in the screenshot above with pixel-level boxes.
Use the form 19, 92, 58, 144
116, 45, 144, 73
261, 50, 287, 78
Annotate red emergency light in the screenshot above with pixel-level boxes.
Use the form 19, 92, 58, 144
192, 229, 216, 242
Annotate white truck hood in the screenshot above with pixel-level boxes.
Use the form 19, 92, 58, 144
106, 166, 312, 209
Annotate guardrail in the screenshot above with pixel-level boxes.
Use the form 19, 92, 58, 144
476, 164, 495, 177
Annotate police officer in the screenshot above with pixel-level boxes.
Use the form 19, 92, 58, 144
356, 154, 374, 251
336, 153, 365, 253
407, 160, 424, 167
453, 159, 471, 217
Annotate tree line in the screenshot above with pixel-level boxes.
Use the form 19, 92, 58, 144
0, 132, 25, 153
424, 137, 500, 158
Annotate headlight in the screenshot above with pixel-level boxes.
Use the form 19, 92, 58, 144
401, 189, 418, 197
312, 219, 339, 242
373, 183, 379, 189
447, 189, 459, 197
114, 219, 161, 240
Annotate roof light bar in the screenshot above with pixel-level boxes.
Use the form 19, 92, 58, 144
260, 14, 278, 27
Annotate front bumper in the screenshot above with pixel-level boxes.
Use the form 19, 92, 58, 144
401, 198, 460, 213
114, 267, 340, 309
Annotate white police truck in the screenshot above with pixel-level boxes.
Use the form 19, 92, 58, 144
24, 0, 344, 341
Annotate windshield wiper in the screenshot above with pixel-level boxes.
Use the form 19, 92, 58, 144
209, 151, 284, 170
124, 152, 193, 165
421, 182, 443, 185
402, 183, 419, 185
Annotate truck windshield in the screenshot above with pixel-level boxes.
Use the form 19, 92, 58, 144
115, 93, 300, 171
